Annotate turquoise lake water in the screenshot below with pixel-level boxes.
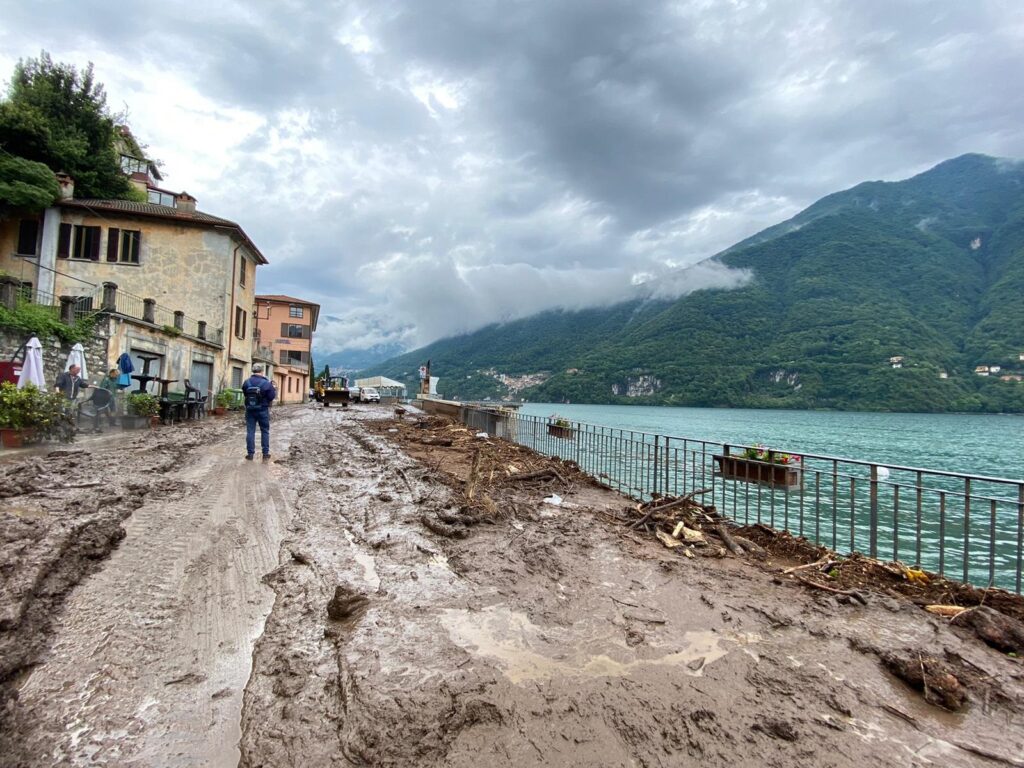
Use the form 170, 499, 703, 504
520, 403, 1023, 480
512, 403, 1023, 589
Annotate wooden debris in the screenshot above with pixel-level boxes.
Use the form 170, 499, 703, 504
656, 530, 684, 549
950, 605, 1024, 654
716, 523, 745, 557
420, 514, 468, 539
925, 604, 969, 618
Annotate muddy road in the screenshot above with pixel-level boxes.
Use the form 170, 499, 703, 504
2, 406, 1022, 767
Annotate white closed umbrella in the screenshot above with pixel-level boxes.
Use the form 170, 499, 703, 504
65, 343, 87, 380
17, 336, 46, 390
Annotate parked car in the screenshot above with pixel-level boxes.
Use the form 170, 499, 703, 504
359, 387, 380, 403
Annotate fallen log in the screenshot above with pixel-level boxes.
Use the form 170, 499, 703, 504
791, 574, 868, 605
731, 534, 767, 557
715, 523, 745, 557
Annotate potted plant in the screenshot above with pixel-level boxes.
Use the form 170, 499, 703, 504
547, 415, 575, 440
713, 445, 802, 488
0, 383, 76, 446
124, 392, 159, 429
0, 382, 35, 447
213, 390, 233, 416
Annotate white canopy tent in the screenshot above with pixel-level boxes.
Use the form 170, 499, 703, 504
353, 376, 407, 398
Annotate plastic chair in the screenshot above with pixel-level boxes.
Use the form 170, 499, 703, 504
78, 387, 114, 431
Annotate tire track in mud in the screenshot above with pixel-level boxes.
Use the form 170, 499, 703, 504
4, 409, 311, 767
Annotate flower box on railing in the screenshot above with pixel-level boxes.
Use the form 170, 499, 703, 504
713, 454, 802, 488
548, 423, 575, 440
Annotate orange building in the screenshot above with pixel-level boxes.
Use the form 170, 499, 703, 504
254, 295, 320, 403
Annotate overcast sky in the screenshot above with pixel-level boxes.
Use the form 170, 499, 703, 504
2, 1, 1022, 355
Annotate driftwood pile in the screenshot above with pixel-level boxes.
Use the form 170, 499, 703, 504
625, 491, 767, 560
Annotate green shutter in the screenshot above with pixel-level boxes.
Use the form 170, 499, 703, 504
107, 228, 120, 262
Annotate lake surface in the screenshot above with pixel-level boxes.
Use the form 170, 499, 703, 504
512, 403, 1023, 590
520, 403, 1024, 480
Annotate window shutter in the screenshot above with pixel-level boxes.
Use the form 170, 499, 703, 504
107, 228, 120, 262
89, 226, 101, 261
281, 322, 288, 337
57, 223, 71, 258
130, 231, 140, 262
17, 219, 39, 256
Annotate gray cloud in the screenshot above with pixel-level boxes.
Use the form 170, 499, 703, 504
2, 0, 1022, 355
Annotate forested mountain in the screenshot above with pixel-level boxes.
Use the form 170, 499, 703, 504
366, 154, 1024, 412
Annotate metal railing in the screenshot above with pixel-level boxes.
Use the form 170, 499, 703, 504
111, 289, 224, 345
459, 407, 1024, 594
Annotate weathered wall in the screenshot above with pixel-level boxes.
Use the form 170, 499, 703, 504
108, 318, 220, 398
0, 209, 265, 392
0, 323, 109, 390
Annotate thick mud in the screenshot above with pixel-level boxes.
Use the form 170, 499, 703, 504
3, 407, 1022, 767
240, 410, 1024, 767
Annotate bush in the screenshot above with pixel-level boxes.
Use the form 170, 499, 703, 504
126, 392, 159, 417
0, 297, 96, 344
215, 390, 234, 409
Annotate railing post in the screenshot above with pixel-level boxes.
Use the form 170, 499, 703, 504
143, 298, 156, 324
652, 435, 660, 498
0, 276, 20, 310
173, 310, 185, 332
59, 295, 76, 324
197, 320, 207, 340
869, 464, 879, 558
101, 281, 118, 312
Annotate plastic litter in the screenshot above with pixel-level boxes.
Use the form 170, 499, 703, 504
542, 494, 563, 506
476, 432, 489, 439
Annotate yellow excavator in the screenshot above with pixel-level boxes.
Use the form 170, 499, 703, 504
315, 366, 351, 407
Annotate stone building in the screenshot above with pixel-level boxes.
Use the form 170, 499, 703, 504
254, 295, 319, 403
0, 175, 269, 397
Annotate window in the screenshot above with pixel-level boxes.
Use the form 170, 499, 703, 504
234, 306, 247, 339
239, 258, 246, 287
16, 219, 40, 256
105, 228, 141, 264
57, 224, 101, 261
279, 350, 309, 366
287, 377, 292, 393
231, 366, 243, 389
282, 323, 309, 339
120, 155, 148, 174
289, 305, 303, 318
147, 189, 176, 207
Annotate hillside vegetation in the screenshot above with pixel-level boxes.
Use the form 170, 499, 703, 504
367, 154, 1024, 412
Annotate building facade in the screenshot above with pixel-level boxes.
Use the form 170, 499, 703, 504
254, 295, 319, 403
0, 176, 268, 398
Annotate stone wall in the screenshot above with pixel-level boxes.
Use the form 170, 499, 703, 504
0, 323, 110, 389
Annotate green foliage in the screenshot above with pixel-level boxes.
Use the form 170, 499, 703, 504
0, 297, 96, 344
0, 150, 58, 213
126, 392, 159, 417
0, 52, 133, 200
0, 382, 76, 441
368, 154, 1024, 413
215, 390, 235, 408
161, 324, 182, 337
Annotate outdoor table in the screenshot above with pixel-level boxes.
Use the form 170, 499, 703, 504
130, 374, 158, 394
156, 378, 178, 398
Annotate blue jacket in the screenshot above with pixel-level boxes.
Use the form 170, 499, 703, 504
117, 353, 134, 374
242, 375, 277, 408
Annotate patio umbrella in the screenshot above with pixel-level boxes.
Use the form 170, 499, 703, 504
17, 336, 46, 390
64, 343, 88, 380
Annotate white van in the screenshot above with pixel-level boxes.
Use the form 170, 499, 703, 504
359, 387, 380, 403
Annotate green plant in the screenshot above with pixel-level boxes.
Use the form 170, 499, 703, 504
0, 297, 96, 344
0, 382, 76, 441
0, 381, 34, 428
740, 444, 801, 465
215, 390, 234, 408
126, 392, 159, 417
549, 415, 571, 428
161, 324, 181, 337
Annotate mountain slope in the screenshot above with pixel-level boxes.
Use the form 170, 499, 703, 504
367, 154, 1024, 412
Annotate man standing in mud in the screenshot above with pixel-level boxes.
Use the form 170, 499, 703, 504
242, 363, 276, 461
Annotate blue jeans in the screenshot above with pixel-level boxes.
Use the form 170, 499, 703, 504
246, 407, 270, 456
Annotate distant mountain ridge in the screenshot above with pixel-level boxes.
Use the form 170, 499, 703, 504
365, 154, 1024, 412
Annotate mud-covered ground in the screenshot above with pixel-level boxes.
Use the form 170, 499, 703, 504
2, 406, 1023, 767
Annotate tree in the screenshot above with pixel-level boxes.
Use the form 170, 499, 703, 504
0, 52, 132, 200
0, 151, 58, 216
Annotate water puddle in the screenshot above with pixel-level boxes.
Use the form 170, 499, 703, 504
442, 605, 758, 684
343, 530, 380, 590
